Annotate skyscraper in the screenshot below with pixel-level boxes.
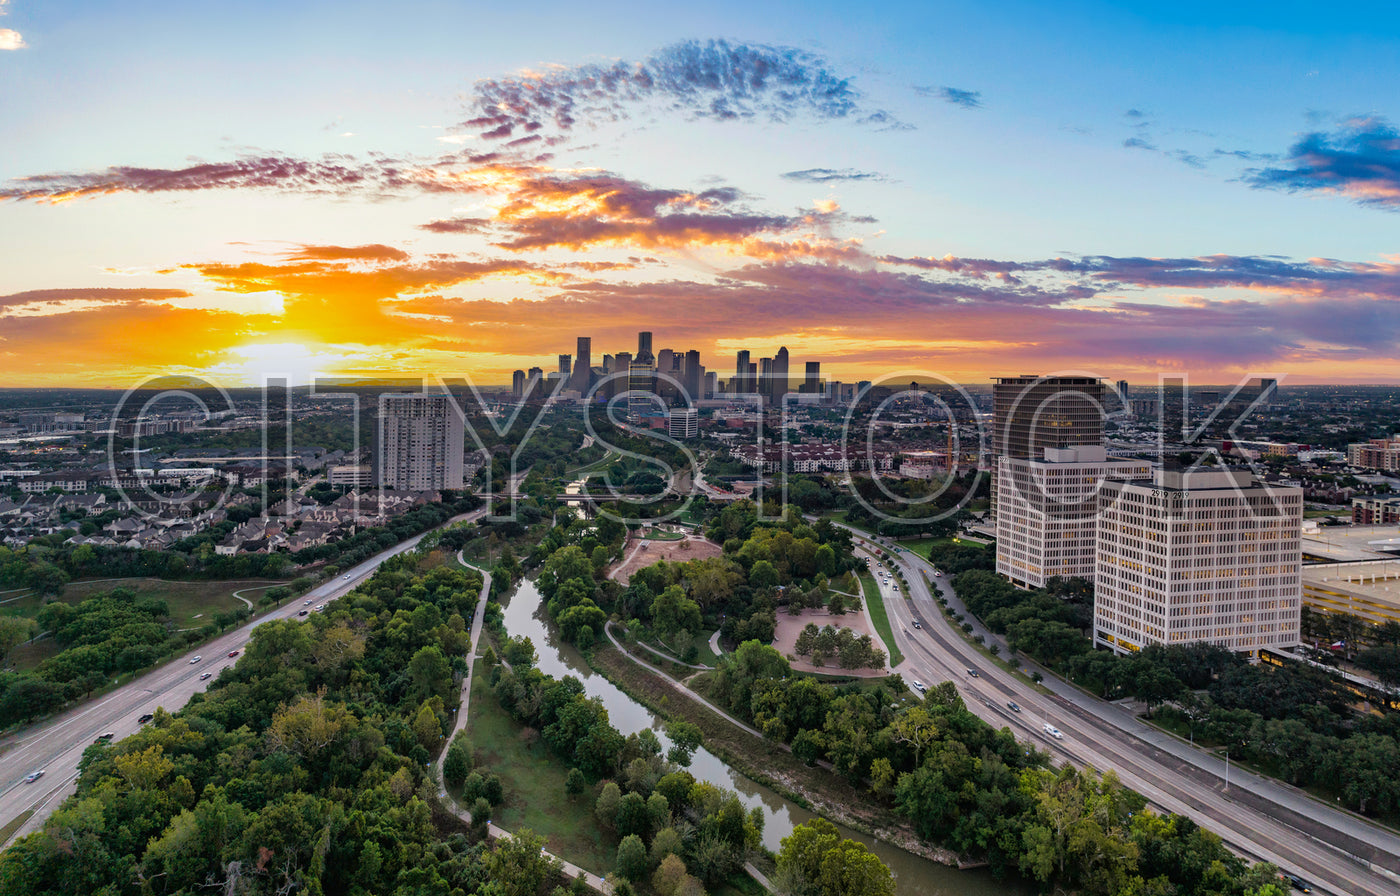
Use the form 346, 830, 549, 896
378, 393, 464, 491
511, 369, 525, 400
572, 336, 592, 395
558, 354, 571, 377
995, 446, 1151, 589
772, 346, 789, 401
629, 332, 656, 419
684, 349, 702, 401
804, 361, 820, 395
992, 376, 1105, 459
736, 350, 750, 393
612, 352, 631, 399
1095, 467, 1302, 655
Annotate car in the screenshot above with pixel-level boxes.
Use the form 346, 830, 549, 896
934, 571, 943, 577
1043, 723, 1063, 740
304, 599, 313, 605
298, 609, 309, 616
1007, 701, 1021, 713
966, 668, 979, 677
912, 680, 926, 692
199, 671, 213, 681
344, 574, 351, 580
94, 732, 115, 743
313, 604, 324, 611
227, 650, 239, 658
189, 655, 202, 664
138, 713, 154, 724
24, 771, 44, 783
912, 620, 922, 629
1282, 873, 1312, 893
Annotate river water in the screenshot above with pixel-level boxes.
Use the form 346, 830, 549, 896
500, 578, 1020, 896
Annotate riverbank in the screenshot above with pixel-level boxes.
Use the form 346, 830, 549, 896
587, 642, 972, 870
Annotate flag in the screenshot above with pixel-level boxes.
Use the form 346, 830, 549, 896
1330, 640, 1346, 650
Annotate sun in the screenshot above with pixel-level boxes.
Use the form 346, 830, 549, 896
211, 342, 335, 387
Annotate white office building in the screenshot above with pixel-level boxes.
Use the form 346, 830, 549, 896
996, 446, 1151, 589
668, 408, 699, 439
1095, 467, 1302, 655
378, 394, 464, 491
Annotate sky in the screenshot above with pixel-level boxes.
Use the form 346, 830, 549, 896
2, 0, 1400, 388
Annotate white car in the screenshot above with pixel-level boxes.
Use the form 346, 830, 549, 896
1043, 724, 1063, 740
189, 656, 202, 664
24, 770, 44, 783
912, 680, 926, 692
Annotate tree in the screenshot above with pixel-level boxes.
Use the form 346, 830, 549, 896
595, 781, 622, 828
666, 721, 703, 766
749, 560, 779, 590
775, 818, 840, 896
408, 644, 453, 704
651, 586, 702, 643
413, 701, 443, 750
565, 767, 587, 798
485, 828, 562, 896
652, 854, 690, 896
615, 834, 648, 881
818, 840, 895, 896
444, 737, 472, 788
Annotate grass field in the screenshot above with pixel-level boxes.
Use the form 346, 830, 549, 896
858, 574, 904, 667
897, 536, 959, 559
58, 578, 282, 629
464, 662, 616, 877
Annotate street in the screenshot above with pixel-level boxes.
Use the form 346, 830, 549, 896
855, 535, 1400, 896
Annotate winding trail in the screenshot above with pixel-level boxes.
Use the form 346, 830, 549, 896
603, 621, 763, 739
438, 561, 613, 894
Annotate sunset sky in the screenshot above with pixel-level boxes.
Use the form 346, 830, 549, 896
2, 1, 1399, 388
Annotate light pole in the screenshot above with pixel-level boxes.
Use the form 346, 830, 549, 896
1224, 749, 1229, 791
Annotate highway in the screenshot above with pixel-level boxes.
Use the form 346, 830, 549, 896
0, 508, 486, 847
854, 535, 1400, 896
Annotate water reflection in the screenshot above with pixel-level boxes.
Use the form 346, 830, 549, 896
498, 579, 1022, 896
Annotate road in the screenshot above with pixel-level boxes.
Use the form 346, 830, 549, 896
0, 507, 487, 848
854, 535, 1400, 896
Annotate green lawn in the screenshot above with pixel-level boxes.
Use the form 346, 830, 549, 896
58, 578, 282, 629
858, 574, 904, 667
897, 536, 958, 559
464, 661, 616, 877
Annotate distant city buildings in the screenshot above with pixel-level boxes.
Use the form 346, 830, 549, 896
667, 407, 699, 439
377, 393, 464, 491
1095, 467, 1303, 655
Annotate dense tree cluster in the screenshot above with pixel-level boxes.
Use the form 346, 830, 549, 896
698, 639, 1283, 895
0, 558, 563, 896
0, 587, 252, 728
774, 819, 894, 896
793, 624, 886, 670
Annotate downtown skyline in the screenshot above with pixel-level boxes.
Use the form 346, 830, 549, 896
3, 1, 1400, 387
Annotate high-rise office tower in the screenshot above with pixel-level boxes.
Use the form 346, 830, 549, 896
992, 376, 1105, 459
558, 354, 571, 377
736, 350, 751, 394
629, 332, 656, 419
602, 353, 614, 374
1095, 467, 1302, 655
759, 358, 772, 399
511, 369, 526, 400
572, 337, 592, 395
1115, 379, 1129, 400
526, 367, 543, 394
704, 371, 717, 399
772, 346, 789, 401
612, 352, 631, 399
804, 362, 820, 395
378, 393, 464, 491
995, 446, 1151, 589
684, 349, 702, 400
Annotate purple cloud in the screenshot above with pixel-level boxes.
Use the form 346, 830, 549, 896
1244, 117, 1400, 209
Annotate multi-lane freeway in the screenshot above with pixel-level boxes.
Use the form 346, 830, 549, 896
0, 508, 486, 847
855, 535, 1400, 896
